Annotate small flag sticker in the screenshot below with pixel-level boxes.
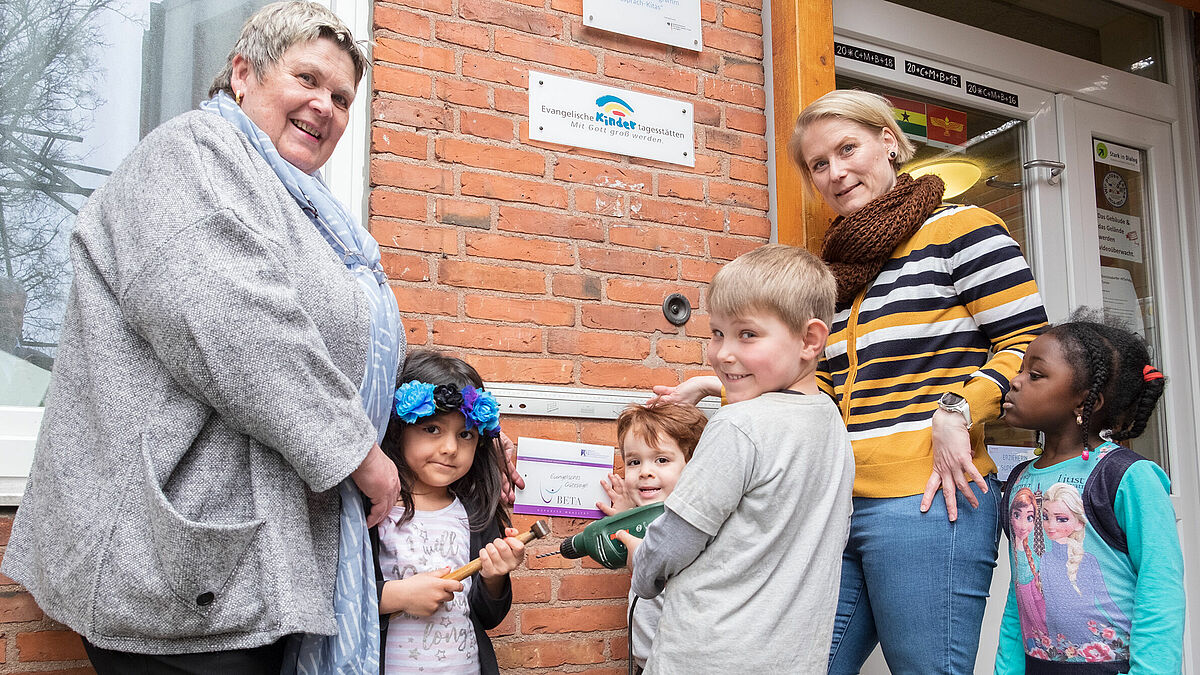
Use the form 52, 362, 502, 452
886, 95, 927, 143
925, 104, 968, 150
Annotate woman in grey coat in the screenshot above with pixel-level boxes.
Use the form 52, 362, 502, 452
2, 3, 403, 673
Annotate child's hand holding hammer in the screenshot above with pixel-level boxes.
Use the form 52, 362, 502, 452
480, 528, 527, 595
442, 520, 548, 595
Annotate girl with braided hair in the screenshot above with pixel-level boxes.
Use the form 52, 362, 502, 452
996, 316, 1184, 674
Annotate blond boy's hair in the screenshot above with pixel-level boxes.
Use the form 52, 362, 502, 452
708, 244, 836, 330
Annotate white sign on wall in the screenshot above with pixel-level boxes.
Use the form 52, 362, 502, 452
528, 70, 695, 167
583, 0, 702, 51
513, 437, 615, 520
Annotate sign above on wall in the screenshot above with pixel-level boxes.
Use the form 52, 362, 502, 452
529, 70, 695, 167
583, 0, 702, 51
905, 60, 961, 88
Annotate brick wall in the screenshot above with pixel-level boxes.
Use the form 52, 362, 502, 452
0, 0, 768, 671
370, 0, 768, 670
0, 509, 94, 674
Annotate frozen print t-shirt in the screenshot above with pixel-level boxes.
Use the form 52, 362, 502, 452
1004, 443, 1132, 665
378, 498, 479, 674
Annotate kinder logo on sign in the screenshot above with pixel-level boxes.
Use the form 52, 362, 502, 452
595, 95, 637, 130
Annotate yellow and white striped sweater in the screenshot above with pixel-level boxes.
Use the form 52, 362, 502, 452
818, 204, 1048, 498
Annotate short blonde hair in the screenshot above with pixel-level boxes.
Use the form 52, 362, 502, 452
787, 89, 916, 189
708, 244, 836, 331
209, 1, 367, 98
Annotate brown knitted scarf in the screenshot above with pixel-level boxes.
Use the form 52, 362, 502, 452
821, 173, 946, 306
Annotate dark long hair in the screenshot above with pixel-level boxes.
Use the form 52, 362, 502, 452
381, 350, 509, 531
1046, 309, 1166, 450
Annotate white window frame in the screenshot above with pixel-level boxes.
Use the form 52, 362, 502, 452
0, 0, 374, 505
323, 0, 373, 223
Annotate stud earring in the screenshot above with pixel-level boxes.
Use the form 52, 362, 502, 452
888, 150, 897, 160
1076, 413, 1083, 426
235, 91, 244, 106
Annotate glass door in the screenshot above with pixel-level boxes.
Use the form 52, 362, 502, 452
1057, 96, 1192, 476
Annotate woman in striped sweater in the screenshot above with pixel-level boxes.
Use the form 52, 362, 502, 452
656, 89, 1047, 673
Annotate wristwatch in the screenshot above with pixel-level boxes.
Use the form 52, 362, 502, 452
938, 392, 972, 429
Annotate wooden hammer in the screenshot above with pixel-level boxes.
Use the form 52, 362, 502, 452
442, 519, 551, 581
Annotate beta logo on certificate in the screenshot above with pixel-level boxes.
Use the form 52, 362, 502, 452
513, 437, 615, 520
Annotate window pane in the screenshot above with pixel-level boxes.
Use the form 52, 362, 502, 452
884, 0, 1166, 83
1092, 139, 1168, 471
0, 0, 267, 407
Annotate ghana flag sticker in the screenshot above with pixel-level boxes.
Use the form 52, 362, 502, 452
885, 95, 926, 142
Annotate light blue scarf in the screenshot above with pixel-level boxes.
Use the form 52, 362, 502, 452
202, 91, 402, 674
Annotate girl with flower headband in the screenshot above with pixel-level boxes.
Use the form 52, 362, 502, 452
996, 313, 1183, 674
371, 350, 523, 674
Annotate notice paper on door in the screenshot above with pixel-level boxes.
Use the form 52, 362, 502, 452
513, 437, 615, 520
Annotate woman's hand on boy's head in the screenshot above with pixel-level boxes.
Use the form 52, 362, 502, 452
479, 527, 526, 580
598, 472, 634, 516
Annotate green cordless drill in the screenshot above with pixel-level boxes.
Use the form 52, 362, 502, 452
536, 502, 666, 569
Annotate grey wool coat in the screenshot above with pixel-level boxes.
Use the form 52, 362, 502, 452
2, 111, 402, 654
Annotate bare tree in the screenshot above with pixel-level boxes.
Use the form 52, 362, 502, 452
0, 0, 117, 356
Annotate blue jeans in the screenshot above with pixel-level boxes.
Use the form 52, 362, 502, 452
827, 475, 1002, 675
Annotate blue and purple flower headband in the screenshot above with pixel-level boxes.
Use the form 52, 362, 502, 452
393, 380, 501, 438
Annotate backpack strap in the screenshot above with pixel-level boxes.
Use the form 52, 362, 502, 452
1000, 458, 1036, 539
1082, 446, 1145, 555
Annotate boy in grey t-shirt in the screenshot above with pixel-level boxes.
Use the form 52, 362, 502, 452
620, 245, 854, 674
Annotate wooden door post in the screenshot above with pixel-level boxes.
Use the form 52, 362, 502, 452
771, 0, 837, 251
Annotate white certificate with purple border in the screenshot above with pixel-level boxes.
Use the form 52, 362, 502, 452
513, 437, 616, 520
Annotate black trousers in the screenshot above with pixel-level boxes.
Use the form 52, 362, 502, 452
83, 636, 288, 675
